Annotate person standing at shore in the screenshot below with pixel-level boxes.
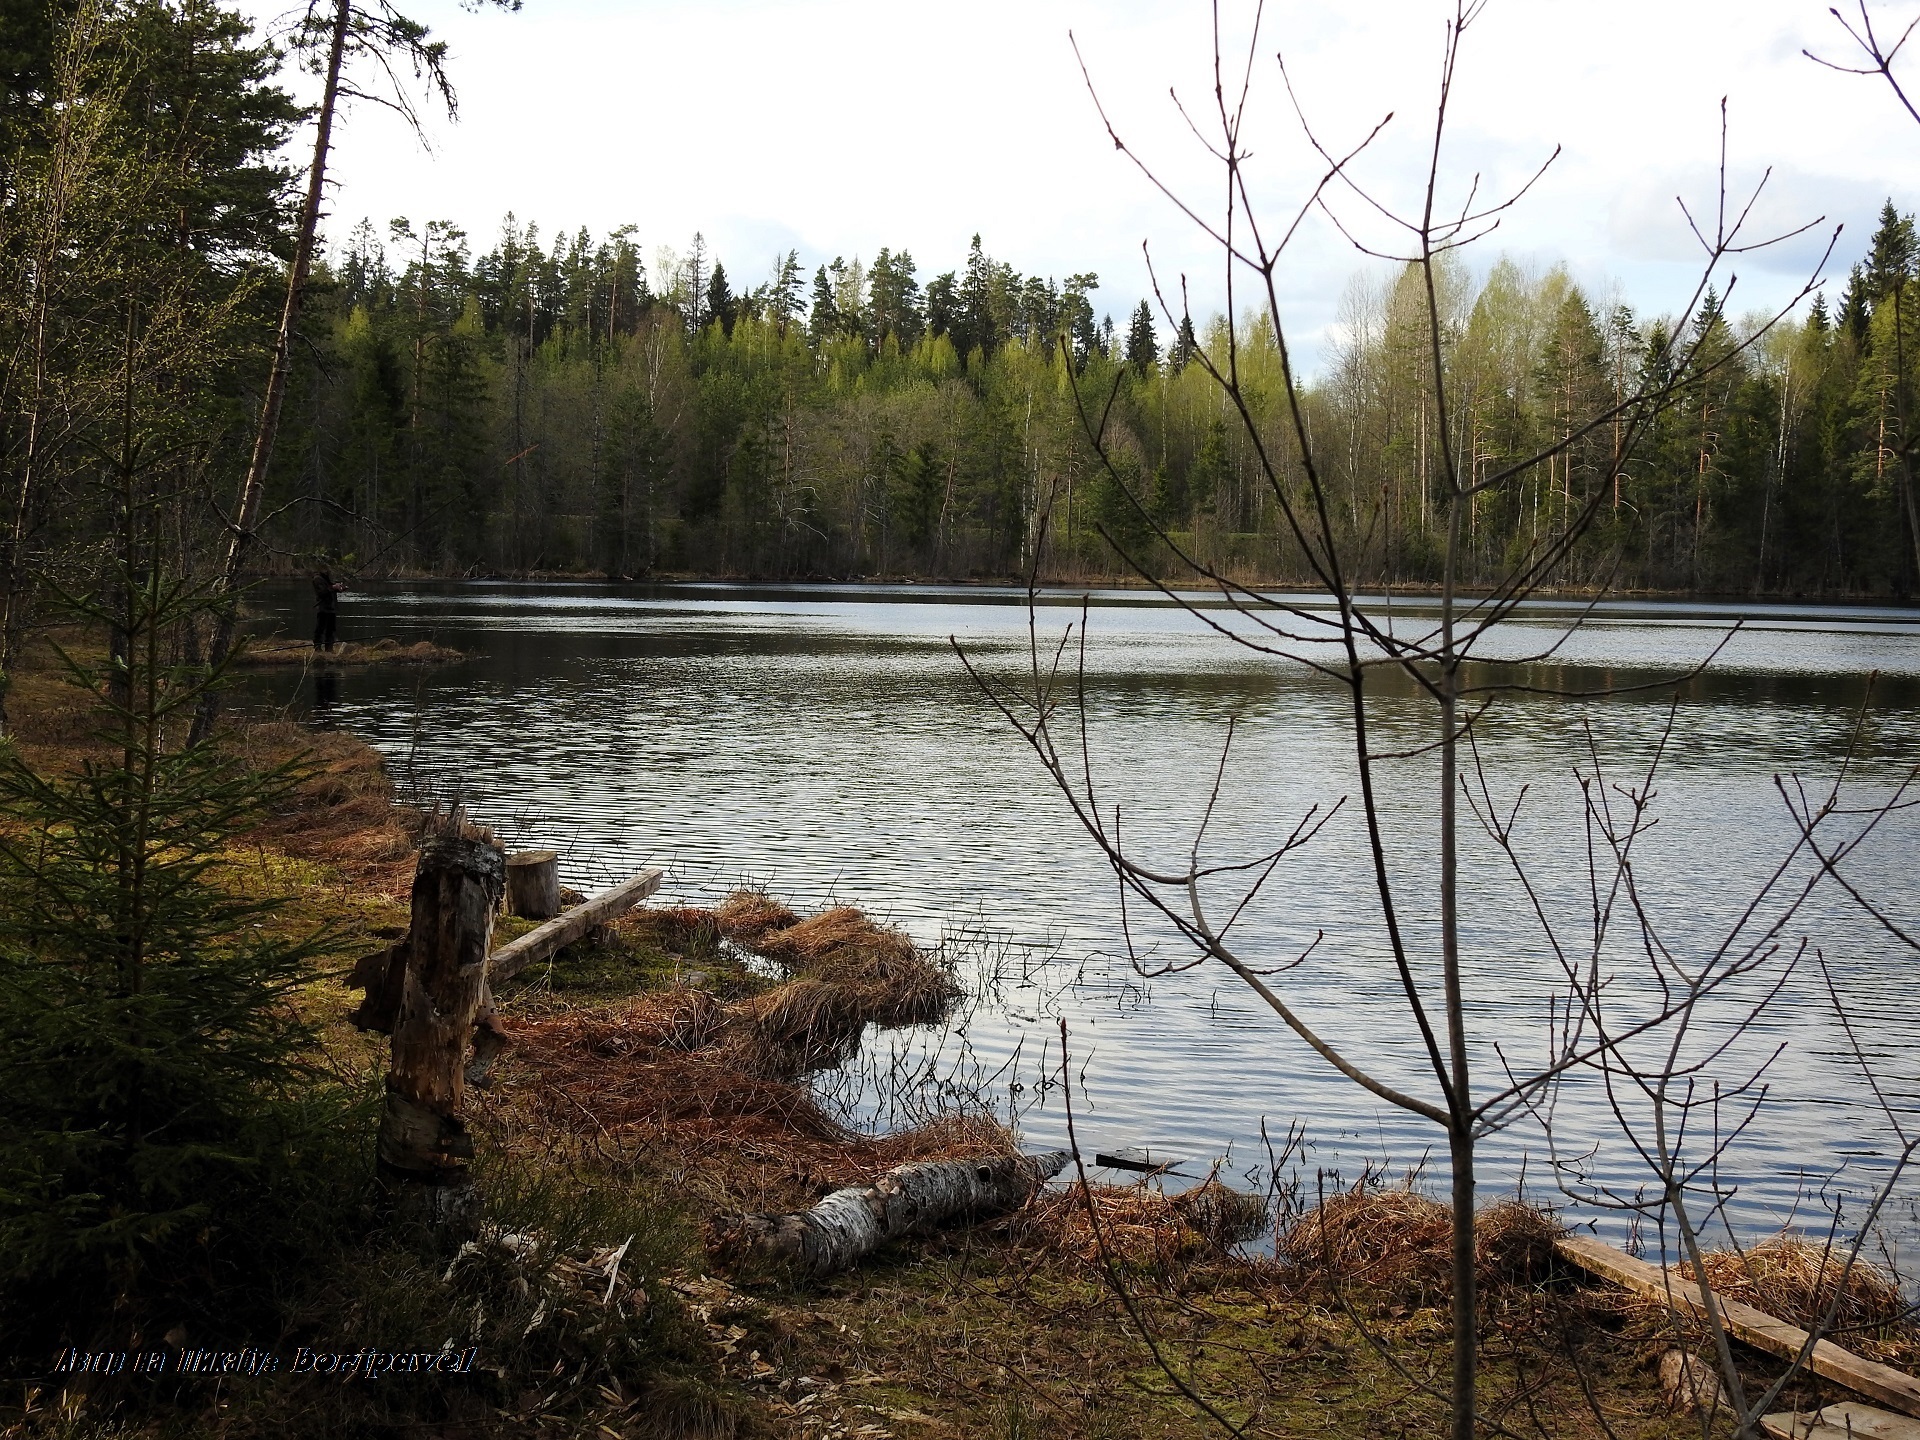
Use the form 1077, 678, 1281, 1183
312, 569, 346, 651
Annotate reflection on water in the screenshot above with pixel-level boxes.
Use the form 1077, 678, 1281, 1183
243, 581, 1920, 1252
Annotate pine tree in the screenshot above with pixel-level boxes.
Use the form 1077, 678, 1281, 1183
924, 271, 957, 340
768, 249, 802, 333
1062, 273, 1099, 369
1841, 264, 1874, 348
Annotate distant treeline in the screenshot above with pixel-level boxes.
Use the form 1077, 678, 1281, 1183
3, 0, 1916, 598
273, 210, 1920, 595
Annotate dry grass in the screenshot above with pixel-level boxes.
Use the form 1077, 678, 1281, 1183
1678, 1234, 1920, 1364
1276, 1183, 1563, 1302
495, 993, 1019, 1219
713, 890, 959, 1028
628, 905, 724, 960
1024, 1177, 1273, 1267
232, 636, 464, 667
727, 976, 867, 1074
226, 719, 421, 898
711, 889, 799, 945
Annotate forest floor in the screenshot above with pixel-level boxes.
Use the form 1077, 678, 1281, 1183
1, 639, 1901, 1440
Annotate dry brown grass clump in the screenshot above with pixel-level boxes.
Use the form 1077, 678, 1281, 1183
233, 636, 464, 667
624, 905, 722, 959
500, 999, 1014, 1171
711, 890, 799, 945
1027, 1177, 1272, 1267
726, 977, 866, 1073
1679, 1235, 1919, 1362
1279, 1184, 1454, 1299
713, 890, 957, 1027
1476, 1197, 1564, 1287
502, 999, 851, 1148
498, 996, 1020, 1218
1276, 1184, 1563, 1301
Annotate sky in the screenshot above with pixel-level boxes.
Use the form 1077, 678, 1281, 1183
251, 0, 1920, 374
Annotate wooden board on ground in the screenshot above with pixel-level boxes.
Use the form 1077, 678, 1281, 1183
488, 867, 665, 984
1763, 1402, 1920, 1438
1555, 1236, 1920, 1419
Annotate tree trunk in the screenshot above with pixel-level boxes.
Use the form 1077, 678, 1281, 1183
505, 848, 561, 919
189, 0, 351, 746
708, 1151, 1069, 1276
377, 832, 504, 1225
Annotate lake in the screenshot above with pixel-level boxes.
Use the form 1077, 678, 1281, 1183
246, 580, 1920, 1256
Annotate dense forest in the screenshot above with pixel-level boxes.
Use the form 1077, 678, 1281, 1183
5, 0, 1920, 639
273, 210, 1920, 595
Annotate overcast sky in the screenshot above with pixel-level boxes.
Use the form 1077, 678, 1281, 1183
262, 0, 1920, 372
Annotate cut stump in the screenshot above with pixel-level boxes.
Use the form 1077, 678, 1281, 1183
506, 849, 561, 919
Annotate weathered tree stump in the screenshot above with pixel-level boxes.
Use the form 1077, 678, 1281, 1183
506, 849, 561, 920
376, 828, 505, 1227
707, 1150, 1070, 1276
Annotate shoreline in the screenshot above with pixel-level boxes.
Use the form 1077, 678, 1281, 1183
243, 567, 1920, 612
4, 649, 1908, 1438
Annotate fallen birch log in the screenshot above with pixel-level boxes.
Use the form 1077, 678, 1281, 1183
1555, 1235, 1920, 1418
488, 866, 665, 984
708, 1150, 1071, 1275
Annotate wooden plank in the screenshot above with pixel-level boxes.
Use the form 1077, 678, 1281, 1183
1765, 1403, 1920, 1439
1556, 1236, 1920, 1419
488, 866, 665, 984
1762, 1414, 1852, 1440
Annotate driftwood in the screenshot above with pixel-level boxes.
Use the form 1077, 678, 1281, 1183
1762, 1402, 1920, 1438
708, 1150, 1070, 1276
506, 849, 561, 919
376, 832, 505, 1223
488, 866, 665, 984
1556, 1236, 1920, 1418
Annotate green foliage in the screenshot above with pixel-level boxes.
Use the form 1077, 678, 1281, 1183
0, 547, 358, 1355
250, 197, 1920, 595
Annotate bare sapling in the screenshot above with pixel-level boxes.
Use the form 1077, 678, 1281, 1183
956, 4, 1862, 1435
1521, 698, 1920, 1438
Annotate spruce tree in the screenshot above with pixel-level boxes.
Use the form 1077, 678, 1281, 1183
808, 264, 839, 344
1170, 313, 1198, 371
1125, 299, 1158, 373
707, 260, 736, 336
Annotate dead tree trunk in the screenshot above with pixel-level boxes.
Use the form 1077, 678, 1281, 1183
188, 0, 351, 747
708, 1150, 1069, 1275
505, 849, 561, 919
377, 830, 505, 1226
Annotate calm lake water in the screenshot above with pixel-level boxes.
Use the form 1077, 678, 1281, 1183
248, 580, 1920, 1256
